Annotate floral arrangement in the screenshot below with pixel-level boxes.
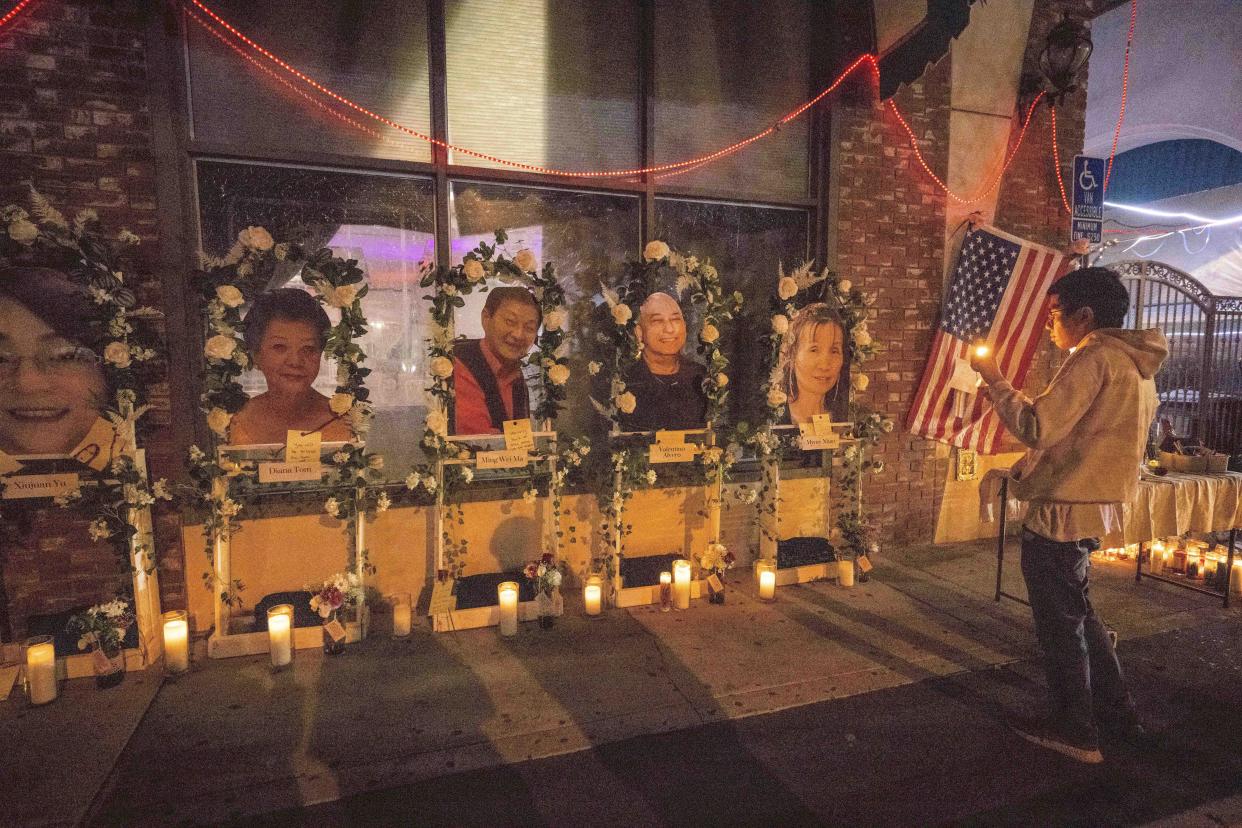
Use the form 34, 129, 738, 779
698, 541, 735, 577
307, 571, 364, 620
524, 552, 564, 597
66, 598, 133, 654
1, 192, 171, 571
751, 261, 892, 561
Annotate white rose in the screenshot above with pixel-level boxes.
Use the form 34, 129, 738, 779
405, 472, 422, 490
204, 334, 237, 360
543, 307, 567, 332
617, 391, 637, 414
643, 240, 670, 262
851, 373, 869, 391
778, 276, 798, 301
645, 469, 657, 485
611, 304, 632, 326
767, 388, 788, 407
206, 407, 232, 436
514, 249, 538, 272
329, 393, 354, 415
237, 226, 274, 252
103, 341, 131, 368
426, 409, 448, 436
854, 329, 872, 347
771, 314, 789, 335
367, 454, 384, 470
548, 364, 570, 386
462, 259, 485, 283
430, 356, 454, 378
715, 373, 728, 388
700, 323, 720, 344
375, 492, 391, 513
837, 279, 853, 294
324, 497, 340, 518
215, 285, 244, 308
460, 466, 474, 484
328, 284, 359, 308
588, 361, 602, 376
9, 218, 39, 244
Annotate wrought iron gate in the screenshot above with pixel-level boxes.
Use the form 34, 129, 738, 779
1113, 260, 1242, 464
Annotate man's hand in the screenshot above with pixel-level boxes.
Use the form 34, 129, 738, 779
970, 348, 1004, 386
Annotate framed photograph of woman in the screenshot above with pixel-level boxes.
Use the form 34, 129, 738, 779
778, 302, 850, 426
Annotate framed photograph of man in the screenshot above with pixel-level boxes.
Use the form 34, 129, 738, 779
618, 290, 710, 433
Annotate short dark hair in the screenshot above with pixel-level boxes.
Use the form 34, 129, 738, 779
482, 286, 541, 323
0, 266, 97, 343
1047, 266, 1130, 329
242, 288, 331, 353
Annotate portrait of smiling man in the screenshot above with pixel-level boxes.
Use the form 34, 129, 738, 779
452, 286, 541, 435
620, 291, 708, 432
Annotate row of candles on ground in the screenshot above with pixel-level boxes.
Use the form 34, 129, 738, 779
1095, 539, 1242, 595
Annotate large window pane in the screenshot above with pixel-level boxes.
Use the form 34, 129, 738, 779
450, 181, 640, 441
446, 0, 640, 171
655, 0, 811, 199
196, 161, 436, 476
187, 1, 432, 163
654, 198, 810, 426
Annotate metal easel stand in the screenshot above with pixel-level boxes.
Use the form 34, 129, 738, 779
1134, 528, 1236, 609
994, 477, 1030, 607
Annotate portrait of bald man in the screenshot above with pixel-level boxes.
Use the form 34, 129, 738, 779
620, 291, 708, 431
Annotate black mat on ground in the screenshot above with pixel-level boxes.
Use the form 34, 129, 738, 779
253, 591, 319, 631
620, 553, 681, 588
777, 537, 837, 569
26, 605, 140, 657
454, 572, 538, 610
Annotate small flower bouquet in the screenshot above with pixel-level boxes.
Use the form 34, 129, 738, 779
307, 571, 363, 652
524, 553, 565, 627
66, 598, 133, 687
698, 542, 735, 603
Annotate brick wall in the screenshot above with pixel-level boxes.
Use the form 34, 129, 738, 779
832, 58, 954, 544
0, 0, 185, 639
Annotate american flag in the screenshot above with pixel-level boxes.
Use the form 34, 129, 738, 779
907, 226, 1066, 453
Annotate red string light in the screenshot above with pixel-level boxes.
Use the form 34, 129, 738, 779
1049, 106, 1072, 213
0, 0, 37, 32
1104, 0, 1137, 194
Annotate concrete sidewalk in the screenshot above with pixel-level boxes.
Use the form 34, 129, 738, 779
3, 539, 1238, 826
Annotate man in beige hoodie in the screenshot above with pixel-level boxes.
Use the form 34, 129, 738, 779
972, 266, 1168, 764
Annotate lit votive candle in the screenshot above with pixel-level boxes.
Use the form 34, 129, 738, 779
1231, 559, 1242, 598
673, 559, 692, 610
390, 592, 412, 638
659, 572, 672, 612
162, 610, 189, 674
25, 636, 57, 705
584, 575, 603, 617
838, 557, 856, 587
756, 560, 776, 602
498, 581, 519, 636
267, 604, 293, 668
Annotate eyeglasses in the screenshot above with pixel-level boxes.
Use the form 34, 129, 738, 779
0, 342, 100, 381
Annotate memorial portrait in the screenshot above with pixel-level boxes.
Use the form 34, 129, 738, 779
450, 286, 541, 436
619, 291, 708, 432
229, 288, 353, 445
778, 302, 849, 426
0, 266, 112, 459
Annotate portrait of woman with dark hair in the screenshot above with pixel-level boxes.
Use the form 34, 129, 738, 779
0, 266, 109, 456
229, 288, 352, 445
779, 302, 848, 426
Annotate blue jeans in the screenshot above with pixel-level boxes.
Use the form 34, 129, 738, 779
1020, 528, 1133, 738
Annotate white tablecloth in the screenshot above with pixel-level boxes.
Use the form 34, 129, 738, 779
980, 470, 1242, 544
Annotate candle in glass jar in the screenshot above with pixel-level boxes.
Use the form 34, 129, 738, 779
838, 558, 856, 587
1231, 560, 1242, 598
267, 604, 293, 668
584, 575, 602, 617
1173, 545, 1187, 573
498, 581, 519, 636
673, 559, 691, 610
25, 636, 57, 706
162, 610, 189, 674
755, 560, 776, 601
390, 593, 412, 637
659, 572, 672, 612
